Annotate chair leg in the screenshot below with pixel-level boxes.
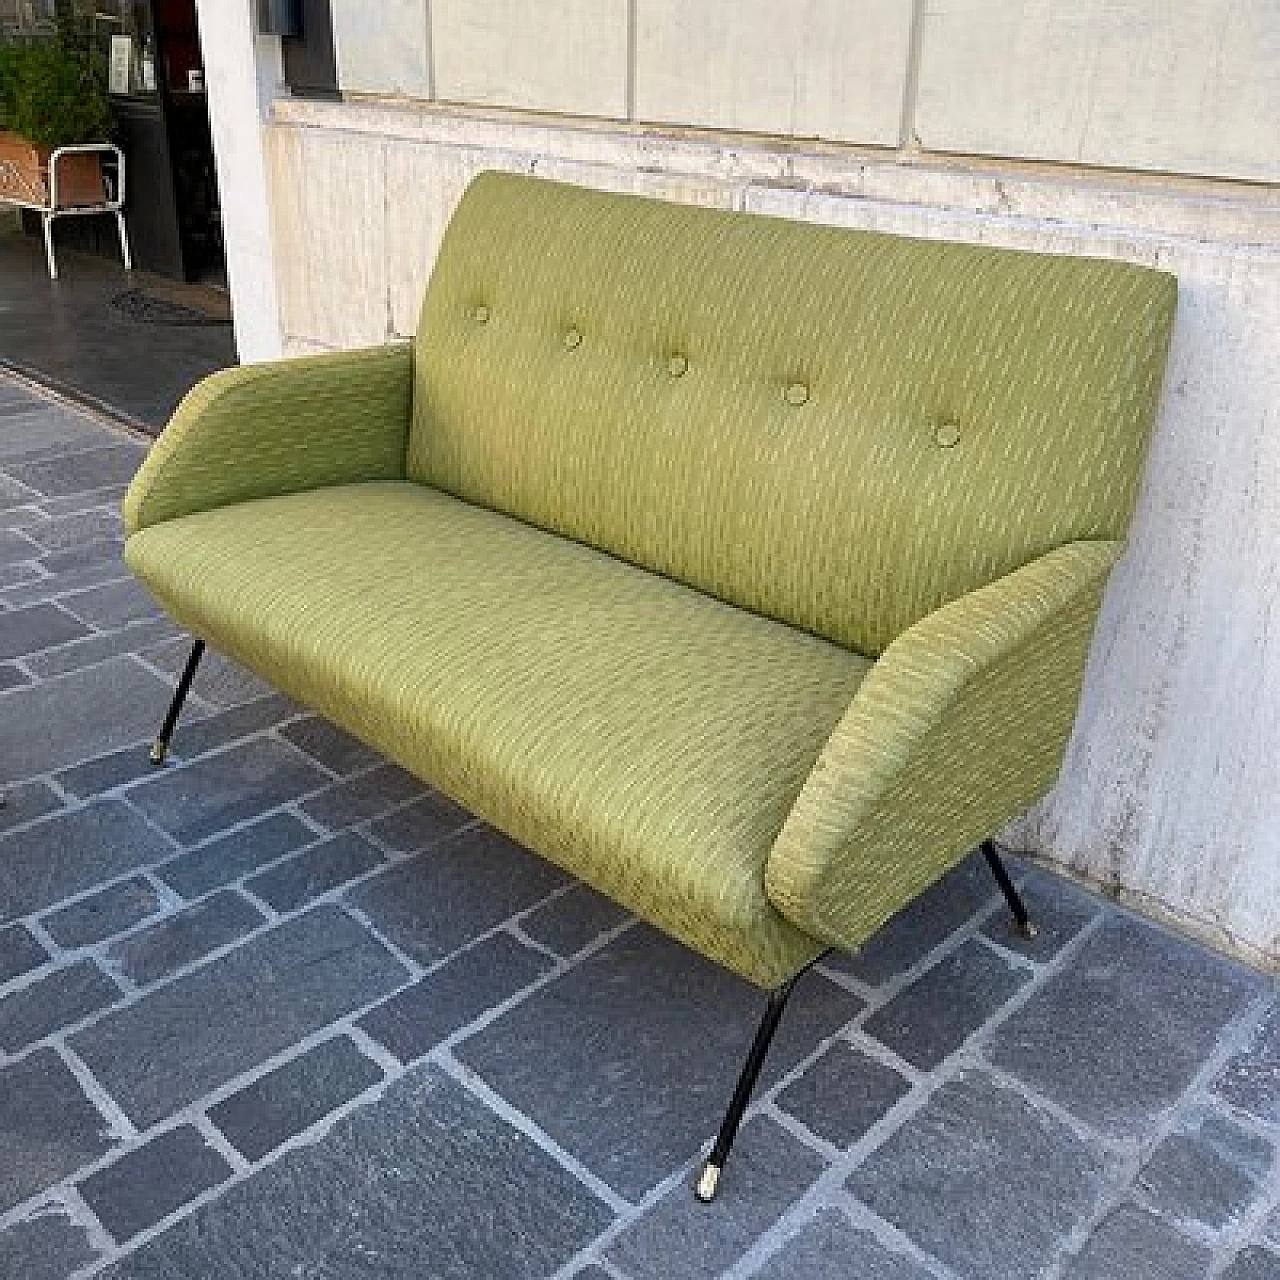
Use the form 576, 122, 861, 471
981, 839, 1037, 939
695, 974, 800, 1203
149, 639, 205, 765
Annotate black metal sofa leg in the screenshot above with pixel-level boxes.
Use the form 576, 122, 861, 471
149, 638, 205, 765
695, 973, 800, 1203
981, 839, 1037, 939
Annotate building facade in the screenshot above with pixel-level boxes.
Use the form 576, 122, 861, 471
197, 0, 1280, 970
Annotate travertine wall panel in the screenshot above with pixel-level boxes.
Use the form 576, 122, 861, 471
633, 0, 912, 145
265, 127, 388, 347
431, 0, 628, 118
914, 0, 1280, 182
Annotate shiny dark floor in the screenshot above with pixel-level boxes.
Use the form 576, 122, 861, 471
0, 220, 235, 432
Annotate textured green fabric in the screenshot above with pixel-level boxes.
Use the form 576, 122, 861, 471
125, 483, 868, 987
123, 343, 413, 536
765, 540, 1121, 952
410, 172, 1176, 656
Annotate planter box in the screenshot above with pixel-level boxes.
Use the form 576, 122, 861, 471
0, 130, 105, 208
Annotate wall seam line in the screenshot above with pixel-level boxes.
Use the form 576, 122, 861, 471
898, 0, 927, 149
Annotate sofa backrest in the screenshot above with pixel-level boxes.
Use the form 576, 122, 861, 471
408, 172, 1176, 657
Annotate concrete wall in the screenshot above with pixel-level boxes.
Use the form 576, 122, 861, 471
204, 9, 1280, 972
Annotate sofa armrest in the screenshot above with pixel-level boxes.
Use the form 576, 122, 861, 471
765, 540, 1122, 953
123, 343, 413, 536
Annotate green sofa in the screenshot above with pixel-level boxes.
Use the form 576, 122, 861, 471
123, 171, 1177, 1198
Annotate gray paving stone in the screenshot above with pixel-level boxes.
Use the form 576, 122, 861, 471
128, 738, 330, 845
1214, 1002, 1280, 1126
142, 637, 275, 707
1061, 1205, 1211, 1280
39, 484, 129, 518
749, 1208, 938, 1280
98, 1067, 613, 1279
278, 715, 381, 775
347, 824, 566, 967
827, 852, 997, 986
39, 535, 125, 575
359, 931, 552, 1062
1137, 1106, 1273, 1231
170, 693, 298, 760
41, 877, 163, 948
1223, 1248, 1280, 1280
0, 800, 172, 922
0, 779, 62, 831
0, 1206, 102, 1279
71, 906, 408, 1128
1266, 1205, 1280, 1249
522, 884, 629, 958
45, 881, 156, 951
299, 761, 426, 830
155, 812, 316, 900
79, 1125, 232, 1243
366, 789, 474, 852
848, 1070, 1115, 1280
21, 506, 121, 553
0, 601, 89, 659
208, 1035, 384, 1163
985, 916, 1264, 1136
863, 939, 1030, 1070
108, 891, 266, 986
0, 409, 110, 464
55, 742, 172, 799
244, 831, 385, 913
60, 578, 163, 629
458, 925, 863, 1200
0, 657, 174, 784
0, 922, 49, 984
0, 526, 39, 566
775, 1040, 912, 1148
0, 659, 31, 690
610, 1116, 824, 1278
0, 960, 122, 1050
0, 1049, 116, 1212
25, 616, 179, 680
0, 557, 130, 609
979, 864, 1103, 961
6, 444, 146, 497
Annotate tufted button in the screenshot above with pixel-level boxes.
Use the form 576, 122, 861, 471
563, 327, 583, 350
934, 421, 961, 449
667, 353, 689, 378
785, 381, 809, 407
471, 303, 490, 324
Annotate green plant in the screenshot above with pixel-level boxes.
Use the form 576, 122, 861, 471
0, 39, 112, 147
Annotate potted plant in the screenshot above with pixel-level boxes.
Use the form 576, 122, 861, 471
0, 39, 114, 208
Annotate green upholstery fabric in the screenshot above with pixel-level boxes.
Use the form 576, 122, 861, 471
411, 172, 1176, 656
126, 483, 868, 987
124, 343, 412, 536
122, 172, 1179, 990
766, 540, 1120, 954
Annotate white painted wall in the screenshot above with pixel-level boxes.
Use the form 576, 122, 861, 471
194, 0, 285, 362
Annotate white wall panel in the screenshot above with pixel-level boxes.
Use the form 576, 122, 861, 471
332, 0, 430, 98
634, 0, 913, 144
432, 0, 628, 118
915, 0, 1280, 182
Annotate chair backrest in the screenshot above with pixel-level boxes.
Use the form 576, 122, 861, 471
408, 172, 1176, 657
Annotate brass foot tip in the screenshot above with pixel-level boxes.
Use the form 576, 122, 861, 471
1017, 920, 1039, 940
149, 739, 168, 766
695, 1162, 721, 1203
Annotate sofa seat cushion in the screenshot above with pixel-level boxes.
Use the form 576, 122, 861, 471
125, 482, 870, 986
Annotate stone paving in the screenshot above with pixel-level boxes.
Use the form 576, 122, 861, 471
0, 373, 1278, 1278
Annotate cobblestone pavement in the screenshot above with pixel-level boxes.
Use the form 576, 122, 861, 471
1, 375, 1278, 1279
